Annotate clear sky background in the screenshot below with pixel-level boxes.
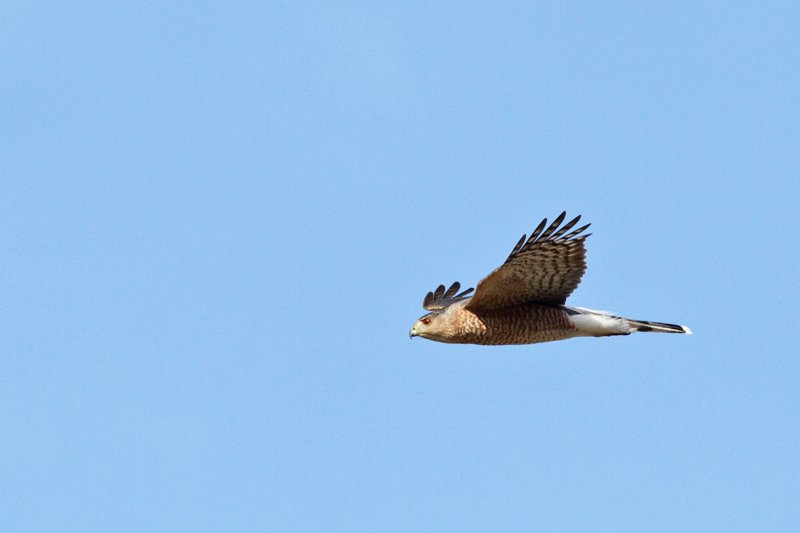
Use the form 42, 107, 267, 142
2, 2, 798, 532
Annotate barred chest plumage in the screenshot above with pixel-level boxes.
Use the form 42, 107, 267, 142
454, 304, 579, 345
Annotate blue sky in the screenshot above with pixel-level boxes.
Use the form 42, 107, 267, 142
2, 2, 798, 531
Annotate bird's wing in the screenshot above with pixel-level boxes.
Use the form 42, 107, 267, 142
465, 212, 590, 310
422, 281, 474, 311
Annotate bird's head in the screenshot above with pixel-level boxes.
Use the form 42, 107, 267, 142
409, 311, 450, 341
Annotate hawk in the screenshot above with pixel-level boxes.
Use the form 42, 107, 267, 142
409, 212, 691, 345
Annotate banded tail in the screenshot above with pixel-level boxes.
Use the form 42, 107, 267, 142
565, 306, 692, 337
624, 318, 692, 334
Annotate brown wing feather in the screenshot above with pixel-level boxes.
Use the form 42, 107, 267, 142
422, 281, 475, 311
465, 212, 591, 310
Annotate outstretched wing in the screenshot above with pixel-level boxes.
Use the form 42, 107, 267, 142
423, 281, 474, 311
465, 212, 590, 310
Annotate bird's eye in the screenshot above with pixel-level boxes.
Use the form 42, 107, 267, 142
421, 317, 431, 325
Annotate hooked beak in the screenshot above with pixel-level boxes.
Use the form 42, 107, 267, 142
409, 327, 417, 339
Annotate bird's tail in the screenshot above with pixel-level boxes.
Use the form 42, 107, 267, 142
565, 307, 692, 336
624, 318, 692, 335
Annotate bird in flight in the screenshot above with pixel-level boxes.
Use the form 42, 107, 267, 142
409, 212, 691, 345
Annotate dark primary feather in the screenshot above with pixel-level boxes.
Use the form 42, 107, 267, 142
466, 212, 591, 310
423, 281, 475, 311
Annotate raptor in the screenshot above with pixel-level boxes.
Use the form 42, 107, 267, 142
409, 212, 691, 345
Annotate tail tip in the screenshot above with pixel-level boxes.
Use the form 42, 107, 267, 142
634, 321, 692, 334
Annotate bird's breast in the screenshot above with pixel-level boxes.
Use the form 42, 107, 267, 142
458, 304, 578, 345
